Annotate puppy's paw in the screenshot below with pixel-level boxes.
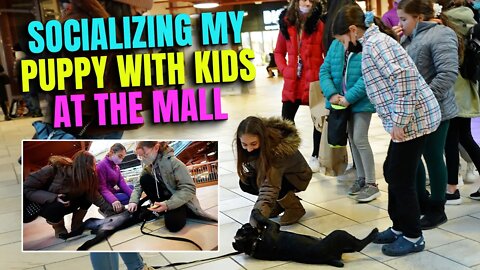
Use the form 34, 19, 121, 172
327, 259, 344, 267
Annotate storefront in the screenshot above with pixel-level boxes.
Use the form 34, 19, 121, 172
0, 0, 60, 98
238, 0, 392, 66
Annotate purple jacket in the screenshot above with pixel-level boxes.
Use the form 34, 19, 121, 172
382, 3, 399, 28
96, 156, 132, 204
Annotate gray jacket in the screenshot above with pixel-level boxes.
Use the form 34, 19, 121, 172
401, 22, 459, 121
130, 147, 217, 222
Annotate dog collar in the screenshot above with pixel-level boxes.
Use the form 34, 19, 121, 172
249, 234, 263, 256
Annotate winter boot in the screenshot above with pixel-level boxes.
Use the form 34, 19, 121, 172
47, 219, 68, 238
269, 201, 284, 218
277, 191, 306, 226
420, 200, 447, 230
71, 209, 88, 232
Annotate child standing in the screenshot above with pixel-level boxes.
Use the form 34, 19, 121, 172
332, 4, 441, 256
395, 0, 460, 229
320, 35, 378, 202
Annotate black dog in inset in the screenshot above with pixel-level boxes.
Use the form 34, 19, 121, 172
60, 207, 154, 250
232, 209, 378, 267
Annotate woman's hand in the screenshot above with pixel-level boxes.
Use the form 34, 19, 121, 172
57, 194, 70, 207
127, 202, 137, 213
338, 96, 350, 107
148, 201, 168, 213
391, 125, 406, 141
112, 201, 123, 213
329, 94, 342, 105
392, 25, 403, 37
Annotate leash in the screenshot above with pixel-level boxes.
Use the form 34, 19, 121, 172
140, 218, 242, 268
150, 250, 242, 269
140, 219, 204, 251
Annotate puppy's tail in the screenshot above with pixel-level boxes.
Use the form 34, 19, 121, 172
356, 228, 379, 251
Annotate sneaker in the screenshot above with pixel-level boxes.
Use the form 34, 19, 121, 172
445, 189, 462, 205
465, 162, 479, 183
382, 236, 425, 256
308, 156, 320, 173
348, 177, 365, 195
356, 184, 381, 202
470, 190, 480, 200
337, 167, 357, 182
373, 227, 402, 244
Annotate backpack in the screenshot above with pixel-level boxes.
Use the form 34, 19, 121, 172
460, 27, 480, 82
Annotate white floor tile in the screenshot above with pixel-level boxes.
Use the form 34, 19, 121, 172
431, 239, 480, 267
385, 251, 471, 270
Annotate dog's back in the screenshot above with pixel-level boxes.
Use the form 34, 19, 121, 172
62, 210, 149, 250
233, 209, 378, 267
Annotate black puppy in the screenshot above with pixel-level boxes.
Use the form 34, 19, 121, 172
232, 209, 378, 267
61, 207, 154, 250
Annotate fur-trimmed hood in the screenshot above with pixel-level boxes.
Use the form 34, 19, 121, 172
278, 4, 323, 40
261, 117, 301, 158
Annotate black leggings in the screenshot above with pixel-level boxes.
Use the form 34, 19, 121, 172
40, 197, 91, 223
445, 117, 480, 185
282, 100, 322, 157
139, 173, 191, 232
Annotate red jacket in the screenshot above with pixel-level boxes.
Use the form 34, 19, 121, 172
274, 8, 325, 105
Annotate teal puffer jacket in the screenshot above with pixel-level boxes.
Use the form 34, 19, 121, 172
319, 39, 375, 113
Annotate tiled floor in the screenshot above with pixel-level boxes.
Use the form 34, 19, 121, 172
1, 68, 480, 269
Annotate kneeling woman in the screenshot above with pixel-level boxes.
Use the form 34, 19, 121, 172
24, 150, 115, 238
235, 116, 313, 226
128, 141, 217, 232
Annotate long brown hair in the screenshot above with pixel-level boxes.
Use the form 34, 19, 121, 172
110, 143, 126, 154
332, 4, 398, 41
323, 0, 356, 51
136, 141, 169, 153
285, 0, 322, 31
398, 0, 464, 61
234, 117, 283, 188
49, 150, 98, 197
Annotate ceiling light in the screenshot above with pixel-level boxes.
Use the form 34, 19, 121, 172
193, 3, 219, 9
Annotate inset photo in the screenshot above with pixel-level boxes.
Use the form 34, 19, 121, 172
22, 140, 218, 252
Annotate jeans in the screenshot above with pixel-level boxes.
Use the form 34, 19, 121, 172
90, 252, 144, 270
114, 184, 134, 205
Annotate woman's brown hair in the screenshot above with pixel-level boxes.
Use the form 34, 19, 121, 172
332, 4, 398, 41
398, 0, 464, 61
234, 116, 283, 188
284, 0, 323, 31
49, 150, 98, 197
136, 141, 169, 153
